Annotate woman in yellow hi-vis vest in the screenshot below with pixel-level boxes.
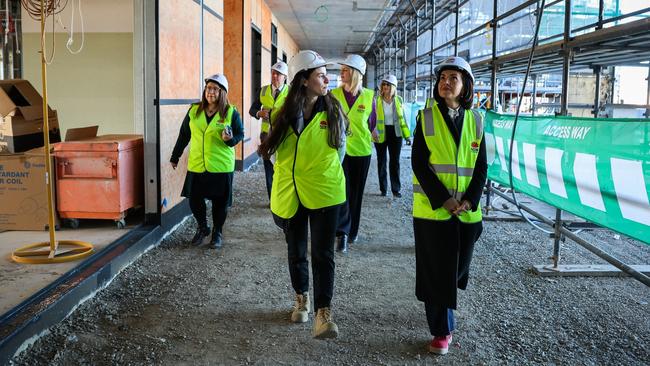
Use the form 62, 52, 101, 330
170, 74, 244, 249
331, 54, 376, 253
411, 57, 486, 355
373, 74, 412, 197
258, 51, 348, 339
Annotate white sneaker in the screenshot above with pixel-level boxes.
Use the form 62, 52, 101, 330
313, 307, 338, 339
290, 293, 310, 323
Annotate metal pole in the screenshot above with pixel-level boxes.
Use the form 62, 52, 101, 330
560, 0, 572, 117
381, 47, 384, 80
486, 0, 499, 212
597, 0, 604, 30
430, 0, 436, 95
454, 0, 460, 56
490, 0, 498, 111
415, 16, 419, 101
402, 25, 409, 100
646, 62, 650, 118
389, 33, 393, 76
531, 74, 537, 116
489, 187, 650, 287
39, 0, 57, 254
554, 0, 573, 267
390, 32, 397, 76
593, 66, 602, 118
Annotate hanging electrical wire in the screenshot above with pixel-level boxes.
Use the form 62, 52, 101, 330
507, 0, 554, 234
20, 0, 67, 20
21, 0, 68, 64
65, 0, 84, 54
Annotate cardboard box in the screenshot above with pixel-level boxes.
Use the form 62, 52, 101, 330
64, 125, 98, 141
0, 79, 61, 153
0, 148, 59, 231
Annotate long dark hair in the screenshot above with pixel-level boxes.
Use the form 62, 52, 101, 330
195, 82, 229, 118
433, 67, 474, 110
258, 68, 348, 159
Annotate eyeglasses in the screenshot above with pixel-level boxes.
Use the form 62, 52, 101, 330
206, 87, 220, 93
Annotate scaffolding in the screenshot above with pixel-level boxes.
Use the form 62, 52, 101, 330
366, 0, 650, 117
364, 0, 650, 285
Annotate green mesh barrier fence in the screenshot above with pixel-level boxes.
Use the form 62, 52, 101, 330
484, 110, 650, 244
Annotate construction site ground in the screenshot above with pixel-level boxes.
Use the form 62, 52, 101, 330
12, 146, 650, 365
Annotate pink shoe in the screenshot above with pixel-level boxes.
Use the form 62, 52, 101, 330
428, 334, 453, 354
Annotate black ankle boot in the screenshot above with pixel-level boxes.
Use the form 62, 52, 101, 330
191, 226, 210, 246
336, 234, 348, 253
209, 229, 223, 249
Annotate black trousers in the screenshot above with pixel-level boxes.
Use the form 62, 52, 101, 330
425, 303, 455, 337
374, 126, 403, 194
336, 154, 371, 238
189, 194, 228, 234
286, 204, 339, 310
263, 159, 274, 199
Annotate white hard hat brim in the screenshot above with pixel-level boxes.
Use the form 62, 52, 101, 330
291, 60, 331, 80
205, 79, 227, 90
338, 61, 363, 74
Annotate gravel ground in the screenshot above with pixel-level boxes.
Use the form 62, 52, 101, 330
11, 146, 650, 365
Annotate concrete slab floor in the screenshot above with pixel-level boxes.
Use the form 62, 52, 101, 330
0, 219, 141, 316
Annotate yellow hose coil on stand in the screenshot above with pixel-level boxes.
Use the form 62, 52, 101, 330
12, 0, 93, 264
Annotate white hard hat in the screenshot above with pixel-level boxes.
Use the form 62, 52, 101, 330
381, 74, 398, 87
434, 56, 474, 82
271, 61, 288, 76
288, 50, 329, 82
204, 73, 229, 93
339, 54, 367, 75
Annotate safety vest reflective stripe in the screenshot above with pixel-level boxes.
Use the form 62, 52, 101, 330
188, 104, 236, 173
422, 108, 435, 136
471, 109, 483, 139
375, 95, 411, 143
412, 102, 483, 223
260, 84, 288, 133
430, 164, 474, 176
413, 183, 465, 200
270, 111, 346, 219
331, 87, 374, 156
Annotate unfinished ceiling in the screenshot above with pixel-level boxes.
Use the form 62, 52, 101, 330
265, 0, 394, 60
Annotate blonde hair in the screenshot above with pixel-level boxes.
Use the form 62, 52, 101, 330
381, 82, 396, 99
345, 67, 364, 96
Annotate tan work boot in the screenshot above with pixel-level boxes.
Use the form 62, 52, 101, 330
313, 307, 338, 339
290, 293, 310, 323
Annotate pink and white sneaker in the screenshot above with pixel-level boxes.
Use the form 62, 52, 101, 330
428, 334, 453, 355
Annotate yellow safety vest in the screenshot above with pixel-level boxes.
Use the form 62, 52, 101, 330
271, 111, 346, 219
331, 87, 374, 156
376, 95, 411, 143
260, 84, 288, 133
188, 104, 236, 173
412, 102, 483, 223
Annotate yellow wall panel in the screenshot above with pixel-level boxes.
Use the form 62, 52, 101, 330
22, 33, 134, 136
